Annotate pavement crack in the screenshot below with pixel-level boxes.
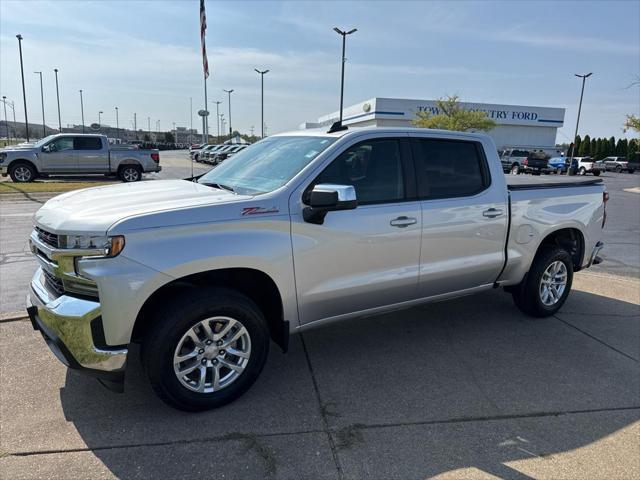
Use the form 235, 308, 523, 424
299, 333, 344, 480
554, 314, 639, 362
6, 406, 639, 458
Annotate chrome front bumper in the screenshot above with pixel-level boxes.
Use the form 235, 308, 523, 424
27, 268, 128, 380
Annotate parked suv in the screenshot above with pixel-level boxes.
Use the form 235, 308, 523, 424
572, 157, 602, 176
601, 156, 635, 174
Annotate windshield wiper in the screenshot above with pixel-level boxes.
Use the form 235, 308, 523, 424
201, 182, 236, 193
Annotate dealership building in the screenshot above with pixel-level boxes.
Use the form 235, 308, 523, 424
301, 97, 565, 151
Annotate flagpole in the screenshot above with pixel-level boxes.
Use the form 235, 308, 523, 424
203, 73, 208, 144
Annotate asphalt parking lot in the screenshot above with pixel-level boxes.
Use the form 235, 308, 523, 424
0, 158, 638, 479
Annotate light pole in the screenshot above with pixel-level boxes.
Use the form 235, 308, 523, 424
115, 107, 119, 140
79, 90, 85, 133
3, 98, 17, 141
223, 89, 234, 139
568, 72, 593, 176
54, 69, 62, 131
147, 116, 151, 140
254, 69, 269, 138
134, 112, 137, 139
333, 27, 357, 129
34, 71, 45, 137
213, 100, 221, 142
16, 34, 29, 141
98, 110, 103, 127
2, 96, 8, 141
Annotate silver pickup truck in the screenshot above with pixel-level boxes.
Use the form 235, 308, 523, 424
25, 127, 606, 411
0, 134, 161, 182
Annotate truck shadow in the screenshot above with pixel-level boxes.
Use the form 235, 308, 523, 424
59, 288, 639, 479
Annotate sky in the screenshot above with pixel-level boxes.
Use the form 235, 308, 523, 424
0, 0, 638, 142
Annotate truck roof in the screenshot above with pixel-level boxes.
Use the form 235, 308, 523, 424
273, 126, 490, 141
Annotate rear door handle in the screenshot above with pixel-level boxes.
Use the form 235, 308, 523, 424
482, 208, 504, 218
390, 216, 417, 228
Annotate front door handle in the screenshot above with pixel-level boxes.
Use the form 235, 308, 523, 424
390, 216, 417, 228
482, 208, 504, 218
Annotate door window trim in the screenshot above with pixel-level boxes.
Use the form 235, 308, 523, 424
409, 137, 491, 201
304, 137, 417, 206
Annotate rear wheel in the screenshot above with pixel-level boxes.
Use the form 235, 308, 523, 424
142, 288, 270, 411
119, 165, 142, 182
593, 170, 601, 176
9, 162, 36, 183
511, 247, 573, 317
510, 164, 520, 175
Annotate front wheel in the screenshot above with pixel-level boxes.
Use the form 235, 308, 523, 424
511, 247, 573, 317
119, 165, 142, 182
142, 288, 270, 411
615, 165, 622, 173
9, 162, 37, 183
510, 164, 520, 175
578, 167, 587, 176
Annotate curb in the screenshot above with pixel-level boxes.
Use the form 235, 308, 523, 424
0, 311, 28, 322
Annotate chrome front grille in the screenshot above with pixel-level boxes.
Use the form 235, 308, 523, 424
36, 227, 59, 248
42, 268, 65, 296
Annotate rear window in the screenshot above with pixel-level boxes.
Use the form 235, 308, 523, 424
413, 139, 490, 200
74, 137, 102, 150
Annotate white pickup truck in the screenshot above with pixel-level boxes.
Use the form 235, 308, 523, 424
0, 133, 161, 182
26, 127, 606, 411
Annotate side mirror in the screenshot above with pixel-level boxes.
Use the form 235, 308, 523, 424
303, 184, 357, 225
42, 144, 56, 153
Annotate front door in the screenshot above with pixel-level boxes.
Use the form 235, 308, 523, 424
410, 136, 508, 297
40, 136, 76, 172
291, 136, 422, 325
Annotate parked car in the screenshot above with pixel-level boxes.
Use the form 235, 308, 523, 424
0, 134, 161, 182
572, 157, 602, 176
192, 144, 219, 162
600, 156, 635, 174
212, 144, 249, 165
26, 127, 606, 411
548, 157, 569, 174
500, 149, 549, 175
205, 145, 235, 164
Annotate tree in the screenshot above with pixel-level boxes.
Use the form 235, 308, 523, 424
412, 95, 497, 132
143, 133, 150, 141
616, 138, 628, 157
571, 135, 582, 157
164, 131, 175, 143
590, 138, 597, 157
607, 136, 616, 157
624, 115, 640, 134
628, 139, 639, 160
578, 134, 591, 156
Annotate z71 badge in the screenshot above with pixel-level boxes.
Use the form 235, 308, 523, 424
241, 206, 279, 216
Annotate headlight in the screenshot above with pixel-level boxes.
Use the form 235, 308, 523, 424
60, 234, 125, 258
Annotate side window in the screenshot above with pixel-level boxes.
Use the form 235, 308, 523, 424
414, 139, 489, 200
48, 137, 74, 152
314, 139, 405, 205
74, 137, 103, 150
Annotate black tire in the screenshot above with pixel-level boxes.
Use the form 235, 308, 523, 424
628, 170, 635, 174
593, 170, 601, 176
511, 247, 573, 317
119, 165, 142, 182
142, 288, 270, 411
615, 165, 622, 173
578, 167, 586, 176
9, 161, 37, 183
510, 164, 520, 175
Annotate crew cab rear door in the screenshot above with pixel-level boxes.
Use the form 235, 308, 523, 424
74, 136, 109, 172
410, 134, 508, 297
290, 134, 422, 326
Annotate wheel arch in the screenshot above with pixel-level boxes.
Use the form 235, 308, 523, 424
131, 267, 289, 352
536, 227, 585, 270
8, 158, 38, 172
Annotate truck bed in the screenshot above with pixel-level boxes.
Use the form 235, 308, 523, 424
506, 175, 603, 190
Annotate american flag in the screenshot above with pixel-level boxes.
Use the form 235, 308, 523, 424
200, 0, 209, 78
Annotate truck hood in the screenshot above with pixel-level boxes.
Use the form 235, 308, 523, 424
35, 179, 252, 233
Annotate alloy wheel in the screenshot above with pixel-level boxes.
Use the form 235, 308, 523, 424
14, 166, 32, 182
173, 316, 251, 393
539, 260, 568, 306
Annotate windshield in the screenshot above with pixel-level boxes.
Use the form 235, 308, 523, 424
34, 135, 58, 147
197, 136, 335, 195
